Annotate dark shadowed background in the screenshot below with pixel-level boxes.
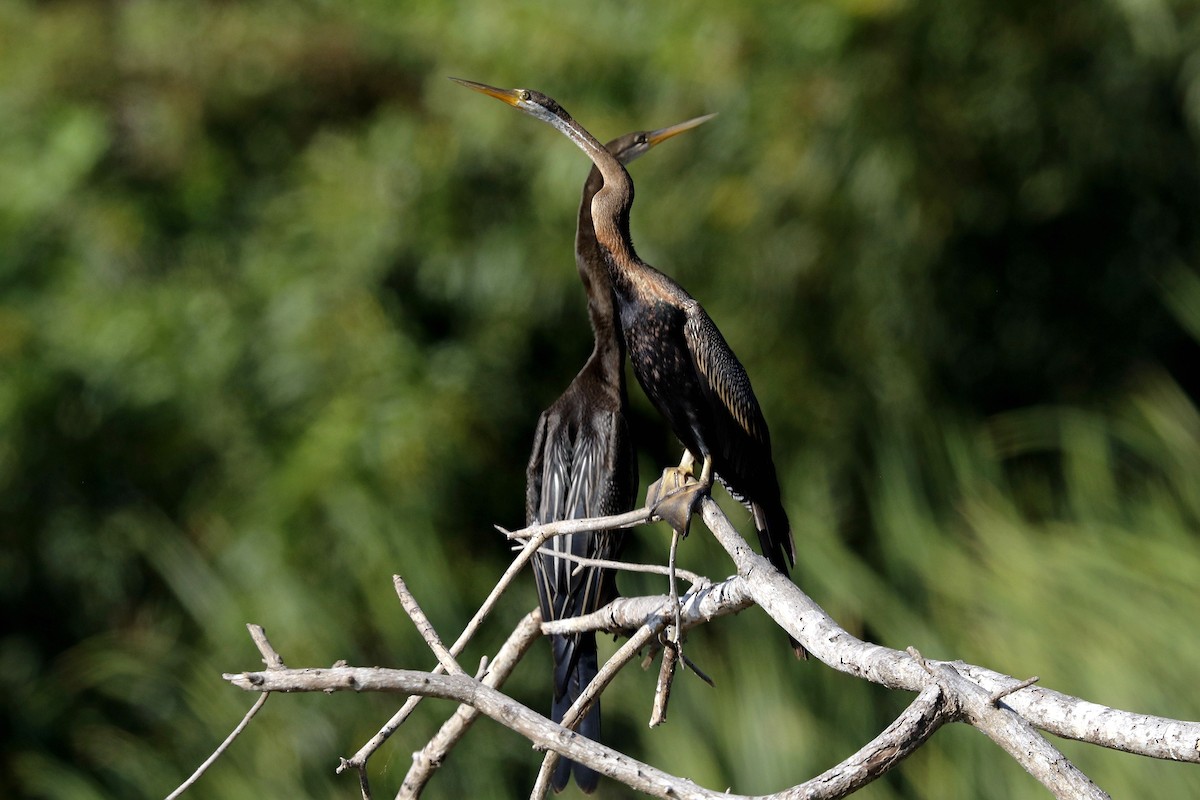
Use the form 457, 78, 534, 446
3, 1, 1199, 797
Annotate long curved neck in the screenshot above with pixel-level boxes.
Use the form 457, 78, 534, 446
546, 112, 638, 290
575, 166, 622, 374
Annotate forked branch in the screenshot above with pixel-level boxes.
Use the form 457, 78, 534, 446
204, 500, 1198, 799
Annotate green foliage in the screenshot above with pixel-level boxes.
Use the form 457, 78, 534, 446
2, 1, 1199, 798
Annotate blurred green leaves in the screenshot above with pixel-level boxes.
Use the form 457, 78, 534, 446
1, 1, 1199, 798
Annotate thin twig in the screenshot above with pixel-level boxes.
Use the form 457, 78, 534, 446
532, 622, 663, 794
339, 515, 576, 774
528, 545, 710, 586
648, 639, 678, 728
394, 576, 464, 676
248, 623, 287, 669
165, 692, 270, 800
502, 505, 656, 541
991, 675, 1040, 705
667, 528, 683, 650
648, 528, 684, 727
356, 767, 372, 800
679, 651, 715, 688
399, 610, 543, 799
166, 624, 284, 799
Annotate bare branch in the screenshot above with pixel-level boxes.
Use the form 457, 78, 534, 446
227, 663, 736, 800
394, 576, 464, 676
533, 623, 663, 795
399, 610, 543, 798
956, 663, 1200, 763
907, 649, 1109, 800
166, 692, 269, 800
501, 504, 656, 541
960, 672, 1109, 800
340, 517, 566, 774
226, 657, 962, 800
697, 497, 1200, 765
530, 544, 710, 586
248, 623, 287, 670
779, 684, 950, 799
167, 624, 285, 799
216, 499, 1198, 798
539, 576, 754, 638
648, 639, 679, 728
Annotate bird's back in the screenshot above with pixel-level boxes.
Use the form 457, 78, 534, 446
613, 263, 795, 574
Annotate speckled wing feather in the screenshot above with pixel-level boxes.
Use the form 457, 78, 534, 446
683, 303, 797, 571
683, 303, 769, 456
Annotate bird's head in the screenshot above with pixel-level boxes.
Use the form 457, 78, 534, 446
450, 78, 570, 127
610, 113, 717, 166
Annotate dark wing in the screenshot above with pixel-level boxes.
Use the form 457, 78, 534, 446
529, 406, 627, 623
683, 303, 770, 459
527, 410, 571, 525
525, 411, 549, 525
563, 419, 616, 620
683, 303, 797, 570
563, 422, 600, 519
528, 410, 571, 628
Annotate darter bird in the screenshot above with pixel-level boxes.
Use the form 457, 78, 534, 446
525, 114, 713, 793
452, 79, 797, 610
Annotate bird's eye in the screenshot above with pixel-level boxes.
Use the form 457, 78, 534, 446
517, 89, 530, 101
636, 134, 648, 145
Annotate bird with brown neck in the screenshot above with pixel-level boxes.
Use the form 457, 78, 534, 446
524, 114, 712, 794
453, 80, 803, 662
453, 75, 796, 578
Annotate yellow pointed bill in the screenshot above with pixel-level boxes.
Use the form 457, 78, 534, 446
448, 77, 524, 107
646, 112, 718, 146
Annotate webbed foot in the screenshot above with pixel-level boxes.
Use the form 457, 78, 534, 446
646, 453, 713, 537
647, 469, 706, 536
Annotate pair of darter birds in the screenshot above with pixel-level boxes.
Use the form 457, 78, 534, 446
452, 78, 801, 793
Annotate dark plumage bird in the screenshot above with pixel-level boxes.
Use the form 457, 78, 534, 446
453, 78, 796, 594
525, 115, 712, 794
